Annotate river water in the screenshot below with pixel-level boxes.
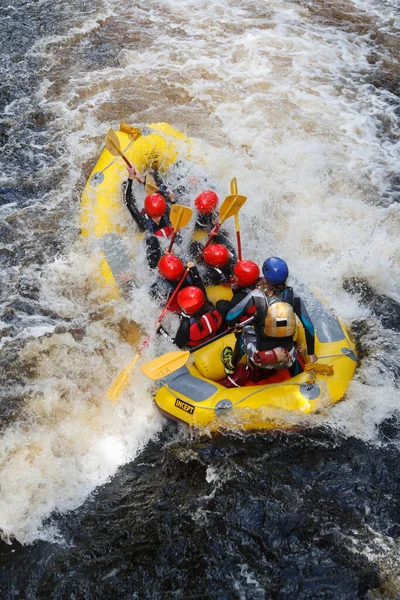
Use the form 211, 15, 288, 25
1, 0, 400, 598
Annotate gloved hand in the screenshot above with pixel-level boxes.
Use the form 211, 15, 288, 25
158, 186, 175, 203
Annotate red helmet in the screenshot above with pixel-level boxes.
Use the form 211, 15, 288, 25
195, 190, 218, 214
177, 286, 205, 315
234, 260, 260, 287
158, 254, 184, 281
144, 193, 166, 218
203, 244, 230, 268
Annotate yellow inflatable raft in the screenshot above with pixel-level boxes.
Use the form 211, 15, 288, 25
152, 290, 357, 432
81, 123, 357, 432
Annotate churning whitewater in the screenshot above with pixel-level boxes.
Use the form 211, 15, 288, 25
0, 0, 399, 597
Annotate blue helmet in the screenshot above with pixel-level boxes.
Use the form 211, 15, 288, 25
262, 257, 289, 284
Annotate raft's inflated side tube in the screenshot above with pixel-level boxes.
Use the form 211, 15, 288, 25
153, 290, 358, 432
195, 332, 237, 381
80, 123, 191, 300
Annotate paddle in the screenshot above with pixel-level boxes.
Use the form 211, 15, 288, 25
167, 204, 193, 253
145, 173, 159, 196
200, 192, 247, 256
106, 263, 194, 402
106, 129, 132, 168
141, 317, 254, 381
230, 177, 243, 261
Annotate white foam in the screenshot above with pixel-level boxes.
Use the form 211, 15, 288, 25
1, 0, 400, 544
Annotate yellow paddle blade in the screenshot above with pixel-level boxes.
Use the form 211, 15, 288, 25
230, 177, 238, 195
230, 178, 240, 231
105, 128, 122, 156
169, 204, 193, 231
141, 350, 190, 381
106, 353, 140, 402
145, 174, 158, 195
219, 193, 247, 224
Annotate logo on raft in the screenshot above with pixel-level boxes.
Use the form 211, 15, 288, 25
175, 398, 195, 415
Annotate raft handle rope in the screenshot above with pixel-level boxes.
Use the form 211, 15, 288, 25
304, 362, 334, 386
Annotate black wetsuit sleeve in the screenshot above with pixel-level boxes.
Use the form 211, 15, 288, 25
227, 291, 248, 312
174, 316, 191, 349
225, 291, 254, 324
123, 179, 147, 232
294, 296, 315, 355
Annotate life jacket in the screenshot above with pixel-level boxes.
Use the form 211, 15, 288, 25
155, 225, 174, 238
186, 310, 223, 347
253, 294, 296, 351
142, 212, 173, 238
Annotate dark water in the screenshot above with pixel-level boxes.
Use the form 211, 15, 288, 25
3, 426, 400, 599
1, 0, 400, 597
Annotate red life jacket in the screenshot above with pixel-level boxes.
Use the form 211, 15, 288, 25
187, 310, 223, 347
155, 225, 174, 238
142, 211, 174, 238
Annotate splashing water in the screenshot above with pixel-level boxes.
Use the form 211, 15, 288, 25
1, 0, 400, 596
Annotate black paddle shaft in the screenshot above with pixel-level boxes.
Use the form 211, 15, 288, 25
189, 316, 254, 354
